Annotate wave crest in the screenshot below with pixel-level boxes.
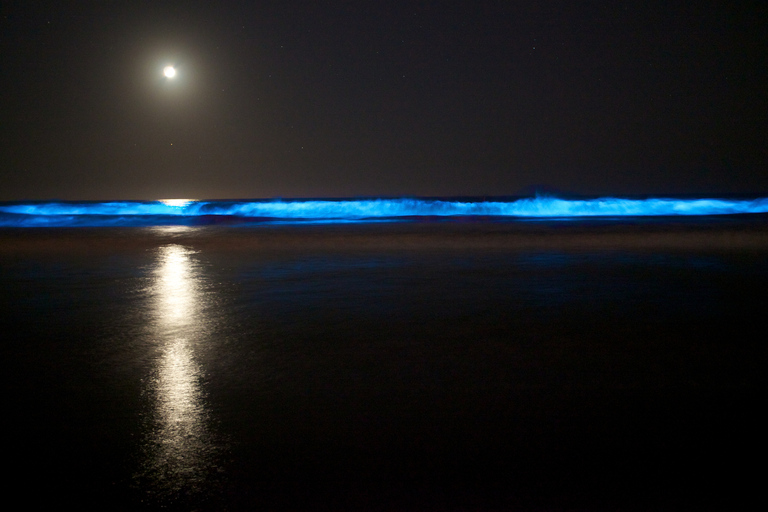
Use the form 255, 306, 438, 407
2, 196, 768, 227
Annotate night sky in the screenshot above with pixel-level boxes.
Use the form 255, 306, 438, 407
2, 1, 766, 200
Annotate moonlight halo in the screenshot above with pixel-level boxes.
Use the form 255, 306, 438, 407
163, 66, 176, 78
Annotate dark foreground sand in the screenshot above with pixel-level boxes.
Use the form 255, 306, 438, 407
1, 220, 767, 510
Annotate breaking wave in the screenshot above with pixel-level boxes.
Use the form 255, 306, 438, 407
2, 196, 768, 227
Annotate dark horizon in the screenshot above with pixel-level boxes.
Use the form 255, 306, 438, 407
2, 1, 767, 200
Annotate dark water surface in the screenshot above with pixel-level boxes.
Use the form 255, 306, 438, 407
1, 222, 767, 510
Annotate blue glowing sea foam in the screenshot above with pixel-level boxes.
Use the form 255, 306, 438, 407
1, 196, 767, 227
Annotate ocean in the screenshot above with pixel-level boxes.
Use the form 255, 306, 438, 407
1, 197, 767, 510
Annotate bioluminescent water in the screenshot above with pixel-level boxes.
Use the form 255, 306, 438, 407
2, 196, 768, 227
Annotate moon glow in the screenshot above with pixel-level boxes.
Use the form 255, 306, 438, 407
163, 66, 177, 78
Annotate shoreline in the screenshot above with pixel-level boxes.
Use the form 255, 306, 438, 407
2, 218, 768, 254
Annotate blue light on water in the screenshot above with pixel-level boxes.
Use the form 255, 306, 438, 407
1, 196, 767, 227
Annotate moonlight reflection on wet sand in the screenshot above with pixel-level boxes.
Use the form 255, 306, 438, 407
135, 243, 224, 506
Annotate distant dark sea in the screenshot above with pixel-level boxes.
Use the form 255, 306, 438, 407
1, 197, 767, 510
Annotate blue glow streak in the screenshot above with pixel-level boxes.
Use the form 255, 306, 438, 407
1, 196, 767, 227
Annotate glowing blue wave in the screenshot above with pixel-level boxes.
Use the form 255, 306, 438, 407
1, 196, 767, 227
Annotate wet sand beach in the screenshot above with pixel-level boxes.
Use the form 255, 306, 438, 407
1, 220, 767, 510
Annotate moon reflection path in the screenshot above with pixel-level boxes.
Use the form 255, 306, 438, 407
135, 244, 224, 504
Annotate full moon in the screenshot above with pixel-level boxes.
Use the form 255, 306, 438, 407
163, 66, 176, 78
